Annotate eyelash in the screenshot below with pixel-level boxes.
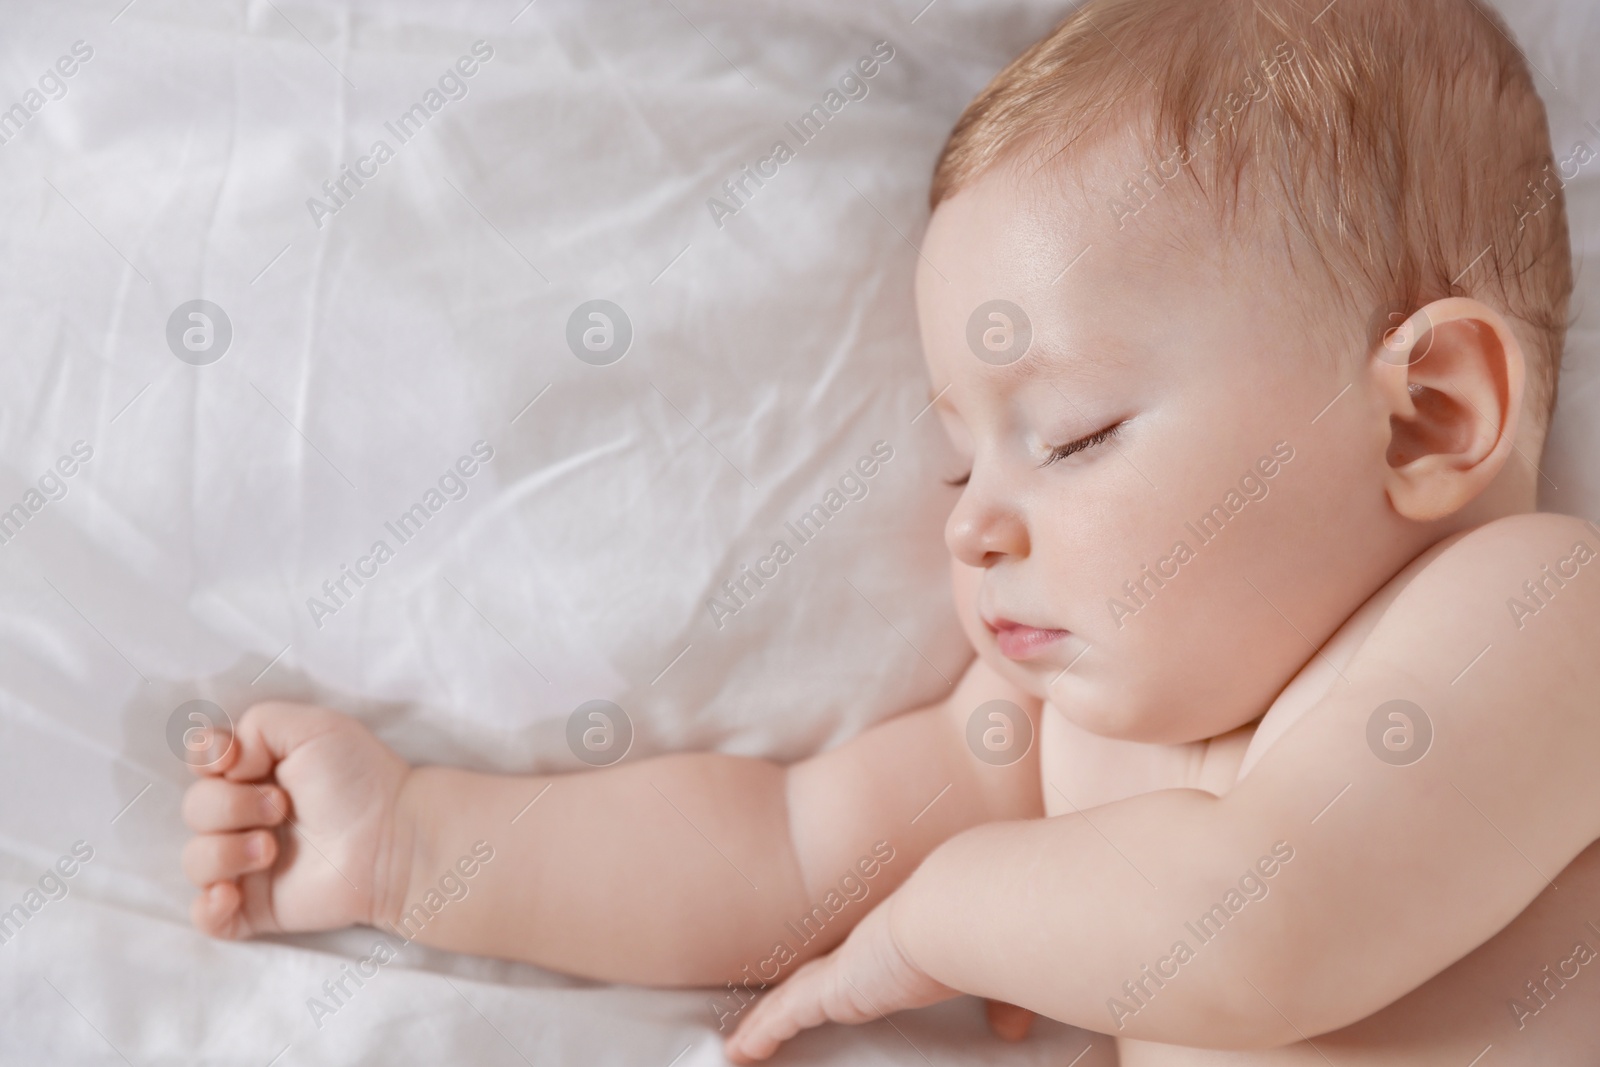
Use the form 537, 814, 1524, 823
944, 422, 1123, 488
1042, 421, 1123, 467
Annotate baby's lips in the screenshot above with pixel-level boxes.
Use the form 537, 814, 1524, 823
981, 611, 1024, 634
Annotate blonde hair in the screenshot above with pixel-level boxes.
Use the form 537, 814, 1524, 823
932, 0, 1573, 423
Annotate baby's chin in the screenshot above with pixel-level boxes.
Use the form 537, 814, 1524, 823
966, 614, 1263, 744
971, 640, 1053, 701
1042, 670, 1260, 746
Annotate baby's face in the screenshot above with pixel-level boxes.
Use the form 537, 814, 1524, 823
917, 144, 1416, 744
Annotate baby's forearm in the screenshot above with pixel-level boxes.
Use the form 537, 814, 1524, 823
385, 754, 822, 985
379, 659, 1041, 987
889, 789, 1274, 1044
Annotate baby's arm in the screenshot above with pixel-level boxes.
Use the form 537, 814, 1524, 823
888, 513, 1600, 1047
182, 653, 1042, 986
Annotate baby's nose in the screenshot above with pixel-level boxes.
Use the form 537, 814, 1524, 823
946, 490, 1029, 566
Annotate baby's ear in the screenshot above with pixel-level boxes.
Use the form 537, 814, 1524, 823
1372, 297, 1527, 523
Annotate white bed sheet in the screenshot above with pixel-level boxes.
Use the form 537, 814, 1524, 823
0, 0, 1594, 1064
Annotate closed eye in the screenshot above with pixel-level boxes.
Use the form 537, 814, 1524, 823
944, 421, 1123, 487
1040, 421, 1123, 468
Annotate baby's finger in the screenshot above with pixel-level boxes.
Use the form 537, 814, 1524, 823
225, 702, 346, 781
985, 999, 1036, 1042
185, 728, 240, 778
725, 964, 830, 1064
182, 780, 289, 833
182, 829, 277, 887
189, 880, 246, 939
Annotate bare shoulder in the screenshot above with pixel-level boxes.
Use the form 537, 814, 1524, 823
1395, 512, 1600, 615
1360, 512, 1600, 691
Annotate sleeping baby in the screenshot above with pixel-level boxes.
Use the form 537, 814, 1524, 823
179, 0, 1600, 1062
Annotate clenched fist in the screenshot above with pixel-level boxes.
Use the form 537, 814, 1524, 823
181, 702, 412, 940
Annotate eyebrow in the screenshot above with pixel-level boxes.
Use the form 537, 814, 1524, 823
927, 341, 1118, 407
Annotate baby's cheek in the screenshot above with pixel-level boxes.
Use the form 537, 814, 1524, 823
947, 559, 972, 617
949, 556, 1051, 700
948, 557, 983, 639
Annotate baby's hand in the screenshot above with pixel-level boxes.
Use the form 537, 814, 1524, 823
725, 891, 961, 1063
180, 702, 411, 940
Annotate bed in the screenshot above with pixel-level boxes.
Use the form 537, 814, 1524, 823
1, 0, 1595, 1063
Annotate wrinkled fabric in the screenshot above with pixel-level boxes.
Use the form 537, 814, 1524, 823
0, 0, 1593, 1063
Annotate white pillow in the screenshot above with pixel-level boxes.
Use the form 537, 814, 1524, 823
0, 2, 1591, 1064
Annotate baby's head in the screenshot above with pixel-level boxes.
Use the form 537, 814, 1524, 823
919, 0, 1573, 742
